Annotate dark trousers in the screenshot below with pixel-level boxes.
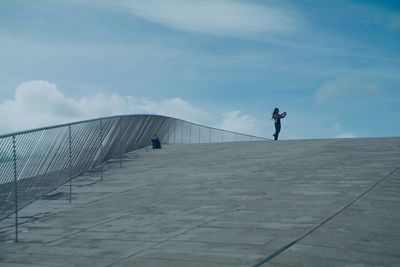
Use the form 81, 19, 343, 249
274, 123, 281, 140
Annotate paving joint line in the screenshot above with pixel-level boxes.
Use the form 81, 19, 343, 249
251, 166, 400, 267
105, 218, 215, 267
104, 204, 240, 266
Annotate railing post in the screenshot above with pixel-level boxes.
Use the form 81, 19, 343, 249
119, 119, 122, 168
209, 128, 211, 143
100, 119, 103, 180
198, 126, 201, 144
235, 134, 237, 143
174, 120, 176, 144
167, 121, 170, 144
189, 123, 192, 144
181, 121, 184, 144
12, 135, 18, 242
69, 125, 72, 203
221, 130, 223, 143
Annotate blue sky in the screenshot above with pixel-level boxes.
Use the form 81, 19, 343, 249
0, 0, 399, 138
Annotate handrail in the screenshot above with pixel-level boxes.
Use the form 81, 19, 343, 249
0, 114, 266, 140
0, 114, 270, 241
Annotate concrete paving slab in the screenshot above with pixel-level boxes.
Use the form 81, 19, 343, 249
171, 226, 277, 245
1, 252, 117, 267
48, 238, 156, 258
129, 248, 263, 266
0, 137, 399, 266
113, 257, 242, 267
0, 263, 43, 267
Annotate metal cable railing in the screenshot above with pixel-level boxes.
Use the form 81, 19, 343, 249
0, 114, 269, 240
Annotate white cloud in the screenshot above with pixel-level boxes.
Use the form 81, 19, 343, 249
0, 80, 262, 137
332, 123, 355, 139
217, 111, 263, 136
316, 76, 380, 104
335, 133, 355, 138
116, 0, 298, 37
0, 81, 79, 133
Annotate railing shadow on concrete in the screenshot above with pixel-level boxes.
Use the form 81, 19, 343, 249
0, 114, 270, 241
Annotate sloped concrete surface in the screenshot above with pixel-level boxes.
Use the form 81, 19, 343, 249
0, 138, 399, 266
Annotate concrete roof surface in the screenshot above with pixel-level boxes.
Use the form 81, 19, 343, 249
1, 137, 400, 266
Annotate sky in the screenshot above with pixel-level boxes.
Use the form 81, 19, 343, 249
0, 0, 399, 139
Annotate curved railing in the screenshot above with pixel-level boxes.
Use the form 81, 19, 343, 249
0, 114, 269, 225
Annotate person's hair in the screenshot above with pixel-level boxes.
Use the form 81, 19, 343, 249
272, 108, 279, 119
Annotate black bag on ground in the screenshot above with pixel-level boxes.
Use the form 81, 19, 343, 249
151, 138, 161, 149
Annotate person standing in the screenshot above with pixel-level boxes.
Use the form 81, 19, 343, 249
272, 108, 287, 140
